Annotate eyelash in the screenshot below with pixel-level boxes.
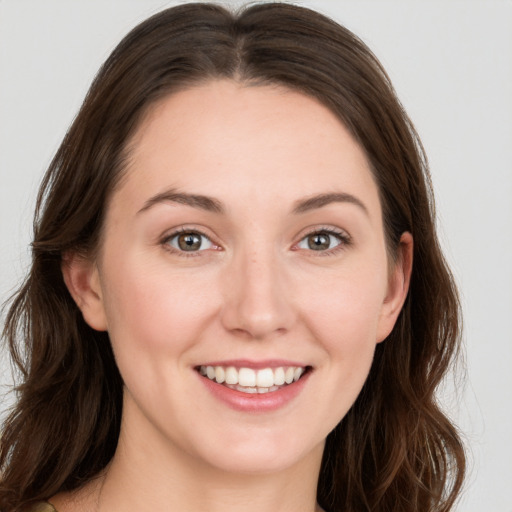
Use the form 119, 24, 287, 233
160, 226, 351, 257
293, 226, 352, 256
161, 227, 218, 258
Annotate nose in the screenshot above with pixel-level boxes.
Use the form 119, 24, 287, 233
220, 246, 296, 340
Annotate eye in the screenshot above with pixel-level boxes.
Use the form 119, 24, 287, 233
165, 230, 214, 252
296, 230, 347, 252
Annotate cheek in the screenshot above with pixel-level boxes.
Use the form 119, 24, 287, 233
297, 262, 388, 354
100, 255, 218, 359
289, 267, 386, 436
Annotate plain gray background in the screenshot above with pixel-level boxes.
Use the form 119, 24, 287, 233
1, 1, 511, 510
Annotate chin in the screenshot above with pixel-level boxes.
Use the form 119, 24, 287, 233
190, 430, 325, 476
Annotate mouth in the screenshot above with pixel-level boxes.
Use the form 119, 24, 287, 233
195, 364, 311, 395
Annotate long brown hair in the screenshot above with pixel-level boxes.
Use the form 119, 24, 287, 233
1, 3, 465, 511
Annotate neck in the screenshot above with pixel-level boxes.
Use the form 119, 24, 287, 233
100, 399, 324, 512
99, 433, 324, 512
52, 393, 326, 512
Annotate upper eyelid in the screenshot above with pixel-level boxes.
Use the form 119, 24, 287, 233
161, 227, 217, 248
296, 225, 351, 241
292, 226, 352, 254
160, 225, 351, 249
162, 226, 214, 242
161, 228, 219, 256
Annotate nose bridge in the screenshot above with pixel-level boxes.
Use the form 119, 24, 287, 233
221, 239, 294, 339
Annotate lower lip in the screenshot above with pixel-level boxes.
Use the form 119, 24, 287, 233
197, 371, 311, 412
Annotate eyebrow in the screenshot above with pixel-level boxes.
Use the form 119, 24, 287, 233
292, 192, 369, 216
137, 189, 368, 216
137, 189, 224, 215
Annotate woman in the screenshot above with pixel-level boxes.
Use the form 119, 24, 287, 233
0, 3, 465, 511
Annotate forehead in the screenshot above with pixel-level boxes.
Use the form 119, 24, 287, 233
115, 80, 380, 216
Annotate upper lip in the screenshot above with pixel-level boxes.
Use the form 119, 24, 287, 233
196, 359, 308, 369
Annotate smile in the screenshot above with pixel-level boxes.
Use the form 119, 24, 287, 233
197, 365, 308, 394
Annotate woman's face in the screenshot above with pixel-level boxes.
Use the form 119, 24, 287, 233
69, 80, 411, 476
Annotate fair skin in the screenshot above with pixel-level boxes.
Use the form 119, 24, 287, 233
56, 80, 412, 512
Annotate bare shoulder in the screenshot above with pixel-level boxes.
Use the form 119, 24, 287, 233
47, 478, 102, 512
46, 493, 89, 512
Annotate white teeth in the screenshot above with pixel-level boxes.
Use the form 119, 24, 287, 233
215, 366, 225, 384
199, 364, 307, 391
284, 367, 295, 384
274, 367, 285, 386
225, 366, 238, 385
256, 368, 274, 388
238, 368, 256, 387
226, 384, 280, 394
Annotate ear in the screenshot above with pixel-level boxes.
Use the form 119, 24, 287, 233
376, 232, 413, 343
61, 252, 108, 331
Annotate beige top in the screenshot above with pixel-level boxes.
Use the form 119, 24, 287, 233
26, 502, 57, 512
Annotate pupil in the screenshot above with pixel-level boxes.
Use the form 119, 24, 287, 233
308, 233, 330, 250
178, 233, 201, 251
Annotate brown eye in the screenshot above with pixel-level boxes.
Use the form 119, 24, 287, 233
297, 230, 345, 252
178, 233, 201, 251
308, 233, 330, 250
167, 231, 213, 252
